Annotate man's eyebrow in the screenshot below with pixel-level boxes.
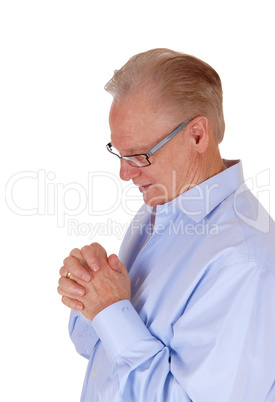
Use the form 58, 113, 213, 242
125, 147, 147, 154
114, 144, 148, 154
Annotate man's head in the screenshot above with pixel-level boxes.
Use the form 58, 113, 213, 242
106, 48, 226, 206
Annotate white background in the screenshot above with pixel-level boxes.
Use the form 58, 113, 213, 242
1, 1, 274, 401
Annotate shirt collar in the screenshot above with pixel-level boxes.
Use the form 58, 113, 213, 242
156, 159, 244, 223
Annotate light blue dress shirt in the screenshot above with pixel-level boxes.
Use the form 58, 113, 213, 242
69, 160, 275, 401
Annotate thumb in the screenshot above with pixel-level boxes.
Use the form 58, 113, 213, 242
108, 254, 123, 272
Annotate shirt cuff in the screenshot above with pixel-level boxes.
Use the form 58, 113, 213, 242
79, 311, 95, 327
92, 300, 153, 361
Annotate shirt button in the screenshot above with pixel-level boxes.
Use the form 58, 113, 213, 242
92, 370, 96, 377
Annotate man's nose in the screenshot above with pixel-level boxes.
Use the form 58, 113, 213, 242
119, 159, 141, 181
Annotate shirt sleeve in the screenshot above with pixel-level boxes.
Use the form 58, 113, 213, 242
69, 309, 99, 360
92, 260, 275, 402
92, 300, 191, 401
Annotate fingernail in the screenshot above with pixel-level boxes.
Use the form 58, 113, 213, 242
82, 273, 91, 282
92, 263, 99, 272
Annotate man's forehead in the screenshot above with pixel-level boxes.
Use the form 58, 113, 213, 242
111, 134, 148, 154
109, 94, 178, 153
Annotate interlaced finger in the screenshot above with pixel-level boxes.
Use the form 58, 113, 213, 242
63, 255, 92, 282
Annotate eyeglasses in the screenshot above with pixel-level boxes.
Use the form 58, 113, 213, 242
106, 118, 192, 168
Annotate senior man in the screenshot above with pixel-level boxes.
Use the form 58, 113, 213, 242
58, 49, 275, 401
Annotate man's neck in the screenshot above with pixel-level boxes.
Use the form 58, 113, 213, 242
180, 150, 227, 195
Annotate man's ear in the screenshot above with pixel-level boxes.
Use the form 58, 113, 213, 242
189, 116, 209, 153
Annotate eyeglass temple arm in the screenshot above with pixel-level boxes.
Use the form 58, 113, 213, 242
147, 121, 190, 157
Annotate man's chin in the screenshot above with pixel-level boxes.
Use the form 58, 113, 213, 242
142, 192, 166, 207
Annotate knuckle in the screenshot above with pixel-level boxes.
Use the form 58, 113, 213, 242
91, 242, 106, 258
90, 242, 100, 248
70, 248, 81, 257
63, 256, 71, 266
59, 266, 65, 276
81, 245, 91, 255
81, 245, 96, 264
76, 267, 86, 278
61, 295, 68, 306
63, 256, 78, 271
90, 243, 104, 255
68, 280, 76, 291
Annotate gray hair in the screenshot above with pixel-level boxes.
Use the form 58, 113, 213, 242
105, 48, 225, 144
